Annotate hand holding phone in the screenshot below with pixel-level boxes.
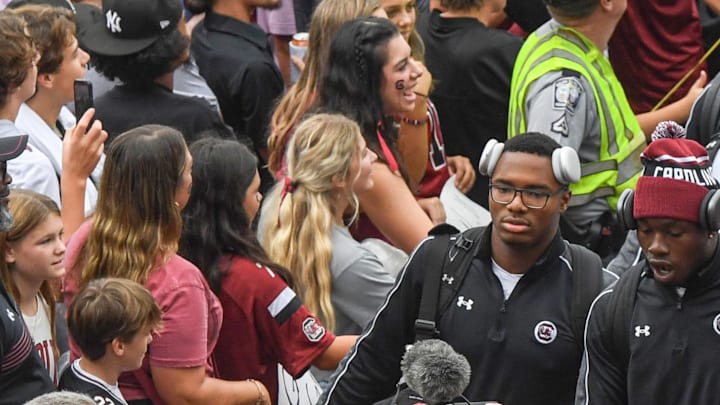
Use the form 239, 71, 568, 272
73, 79, 95, 128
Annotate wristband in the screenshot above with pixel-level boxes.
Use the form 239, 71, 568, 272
247, 378, 265, 405
402, 116, 428, 126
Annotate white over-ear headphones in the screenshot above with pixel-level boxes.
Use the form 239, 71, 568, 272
478, 138, 581, 185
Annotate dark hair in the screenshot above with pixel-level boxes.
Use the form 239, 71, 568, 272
0, 13, 35, 108
184, 0, 213, 14
180, 137, 294, 293
316, 17, 411, 185
89, 28, 188, 86
503, 132, 561, 158
9, 4, 75, 75
544, 0, 597, 19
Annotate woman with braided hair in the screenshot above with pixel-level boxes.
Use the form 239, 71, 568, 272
313, 17, 440, 254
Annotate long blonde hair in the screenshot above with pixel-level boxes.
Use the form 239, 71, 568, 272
267, 0, 380, 175
0, 189, 62, 364
262, 114, 364, 330
78, 125, 187, 286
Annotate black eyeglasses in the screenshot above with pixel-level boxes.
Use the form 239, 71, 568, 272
489, 183, 567, 209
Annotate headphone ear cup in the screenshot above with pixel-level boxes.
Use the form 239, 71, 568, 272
699, 189, 720, 230
478, 139, 504, 177
617, 188, 637, 230
551, 147, 581, 185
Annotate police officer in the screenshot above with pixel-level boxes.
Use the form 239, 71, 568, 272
508, 0, 704, 264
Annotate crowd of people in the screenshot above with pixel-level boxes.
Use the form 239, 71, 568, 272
1, 0, 720, 404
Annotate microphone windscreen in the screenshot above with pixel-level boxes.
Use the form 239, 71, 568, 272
400, 339, 471, 404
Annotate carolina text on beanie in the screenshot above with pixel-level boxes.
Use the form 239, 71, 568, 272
634, 138, 719, 223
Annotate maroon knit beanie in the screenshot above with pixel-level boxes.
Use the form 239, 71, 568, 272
634, 138, 718, 223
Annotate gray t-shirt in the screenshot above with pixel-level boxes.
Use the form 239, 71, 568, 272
329, 225, 395, 336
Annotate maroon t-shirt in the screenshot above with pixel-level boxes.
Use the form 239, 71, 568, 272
609, 0, 705, 113
213, 256, 335, 405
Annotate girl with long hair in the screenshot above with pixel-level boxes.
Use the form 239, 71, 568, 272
179, 134, 357, 404
380, 0, 475, 199
262, 113, 395, 336
313, 17, 441, 253
62, 125, 270, 405
267, 0, 386, 176
0, 189, 65, 385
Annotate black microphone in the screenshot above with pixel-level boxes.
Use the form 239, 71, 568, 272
401, 339, 471, 404
395, 80, 405, 90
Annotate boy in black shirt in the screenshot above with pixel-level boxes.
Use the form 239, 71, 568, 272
59, 278, 162, 405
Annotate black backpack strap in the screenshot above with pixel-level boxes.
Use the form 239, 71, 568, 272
414, 225, 485, 341
567, 243, 605, 346
415, 233, 452, 341
437, 227, 486, 314
607, 263, 644, 368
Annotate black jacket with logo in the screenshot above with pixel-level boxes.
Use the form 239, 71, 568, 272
583, 243, 720, 405
321, 227, 612, 405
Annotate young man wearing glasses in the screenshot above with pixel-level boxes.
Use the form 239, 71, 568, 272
320, 133, 616, 405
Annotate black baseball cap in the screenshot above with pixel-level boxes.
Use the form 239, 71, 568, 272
0, 123, 29, 161
79, 0, 182, 56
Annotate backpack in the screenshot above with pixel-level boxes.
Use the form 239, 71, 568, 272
413, 225, 605, 344
602, 262, 645, 369
686, 72, 720, 147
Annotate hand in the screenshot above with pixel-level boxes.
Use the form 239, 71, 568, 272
63, 108, 107, 180
417, 197, 446, 225
681, 70, 708, 109
447, 155, 476, 193
290, 55, 306, 73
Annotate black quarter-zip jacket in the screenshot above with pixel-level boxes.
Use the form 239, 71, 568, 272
583, 243, 720, 404
321, 226, 610, 405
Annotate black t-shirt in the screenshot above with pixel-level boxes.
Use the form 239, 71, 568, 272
0, 281, 54, 405
59, 360, 128, 405
417, 11, 522, 206
95, 84, 229, 146
191, 11, 284, 155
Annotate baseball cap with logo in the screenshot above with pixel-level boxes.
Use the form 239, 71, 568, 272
79, 0, 182, 56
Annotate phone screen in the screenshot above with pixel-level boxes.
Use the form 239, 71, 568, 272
73, 79, 94, 126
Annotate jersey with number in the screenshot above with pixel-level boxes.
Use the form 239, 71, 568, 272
59, 359, 128, 405
212, 255, 335, 405
416, 100, 450, 199
22, 294, 57, 385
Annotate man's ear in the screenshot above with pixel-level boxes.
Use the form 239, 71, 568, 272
598, 0, 615, 13
559, 188, 571, 213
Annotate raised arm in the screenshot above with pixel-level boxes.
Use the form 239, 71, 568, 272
61, 108, 106, 242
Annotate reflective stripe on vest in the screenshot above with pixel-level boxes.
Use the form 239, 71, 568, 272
508, 25, 645, 210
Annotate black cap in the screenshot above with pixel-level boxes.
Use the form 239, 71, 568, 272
79, 0, 182, 56
0, 135, 29, 161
